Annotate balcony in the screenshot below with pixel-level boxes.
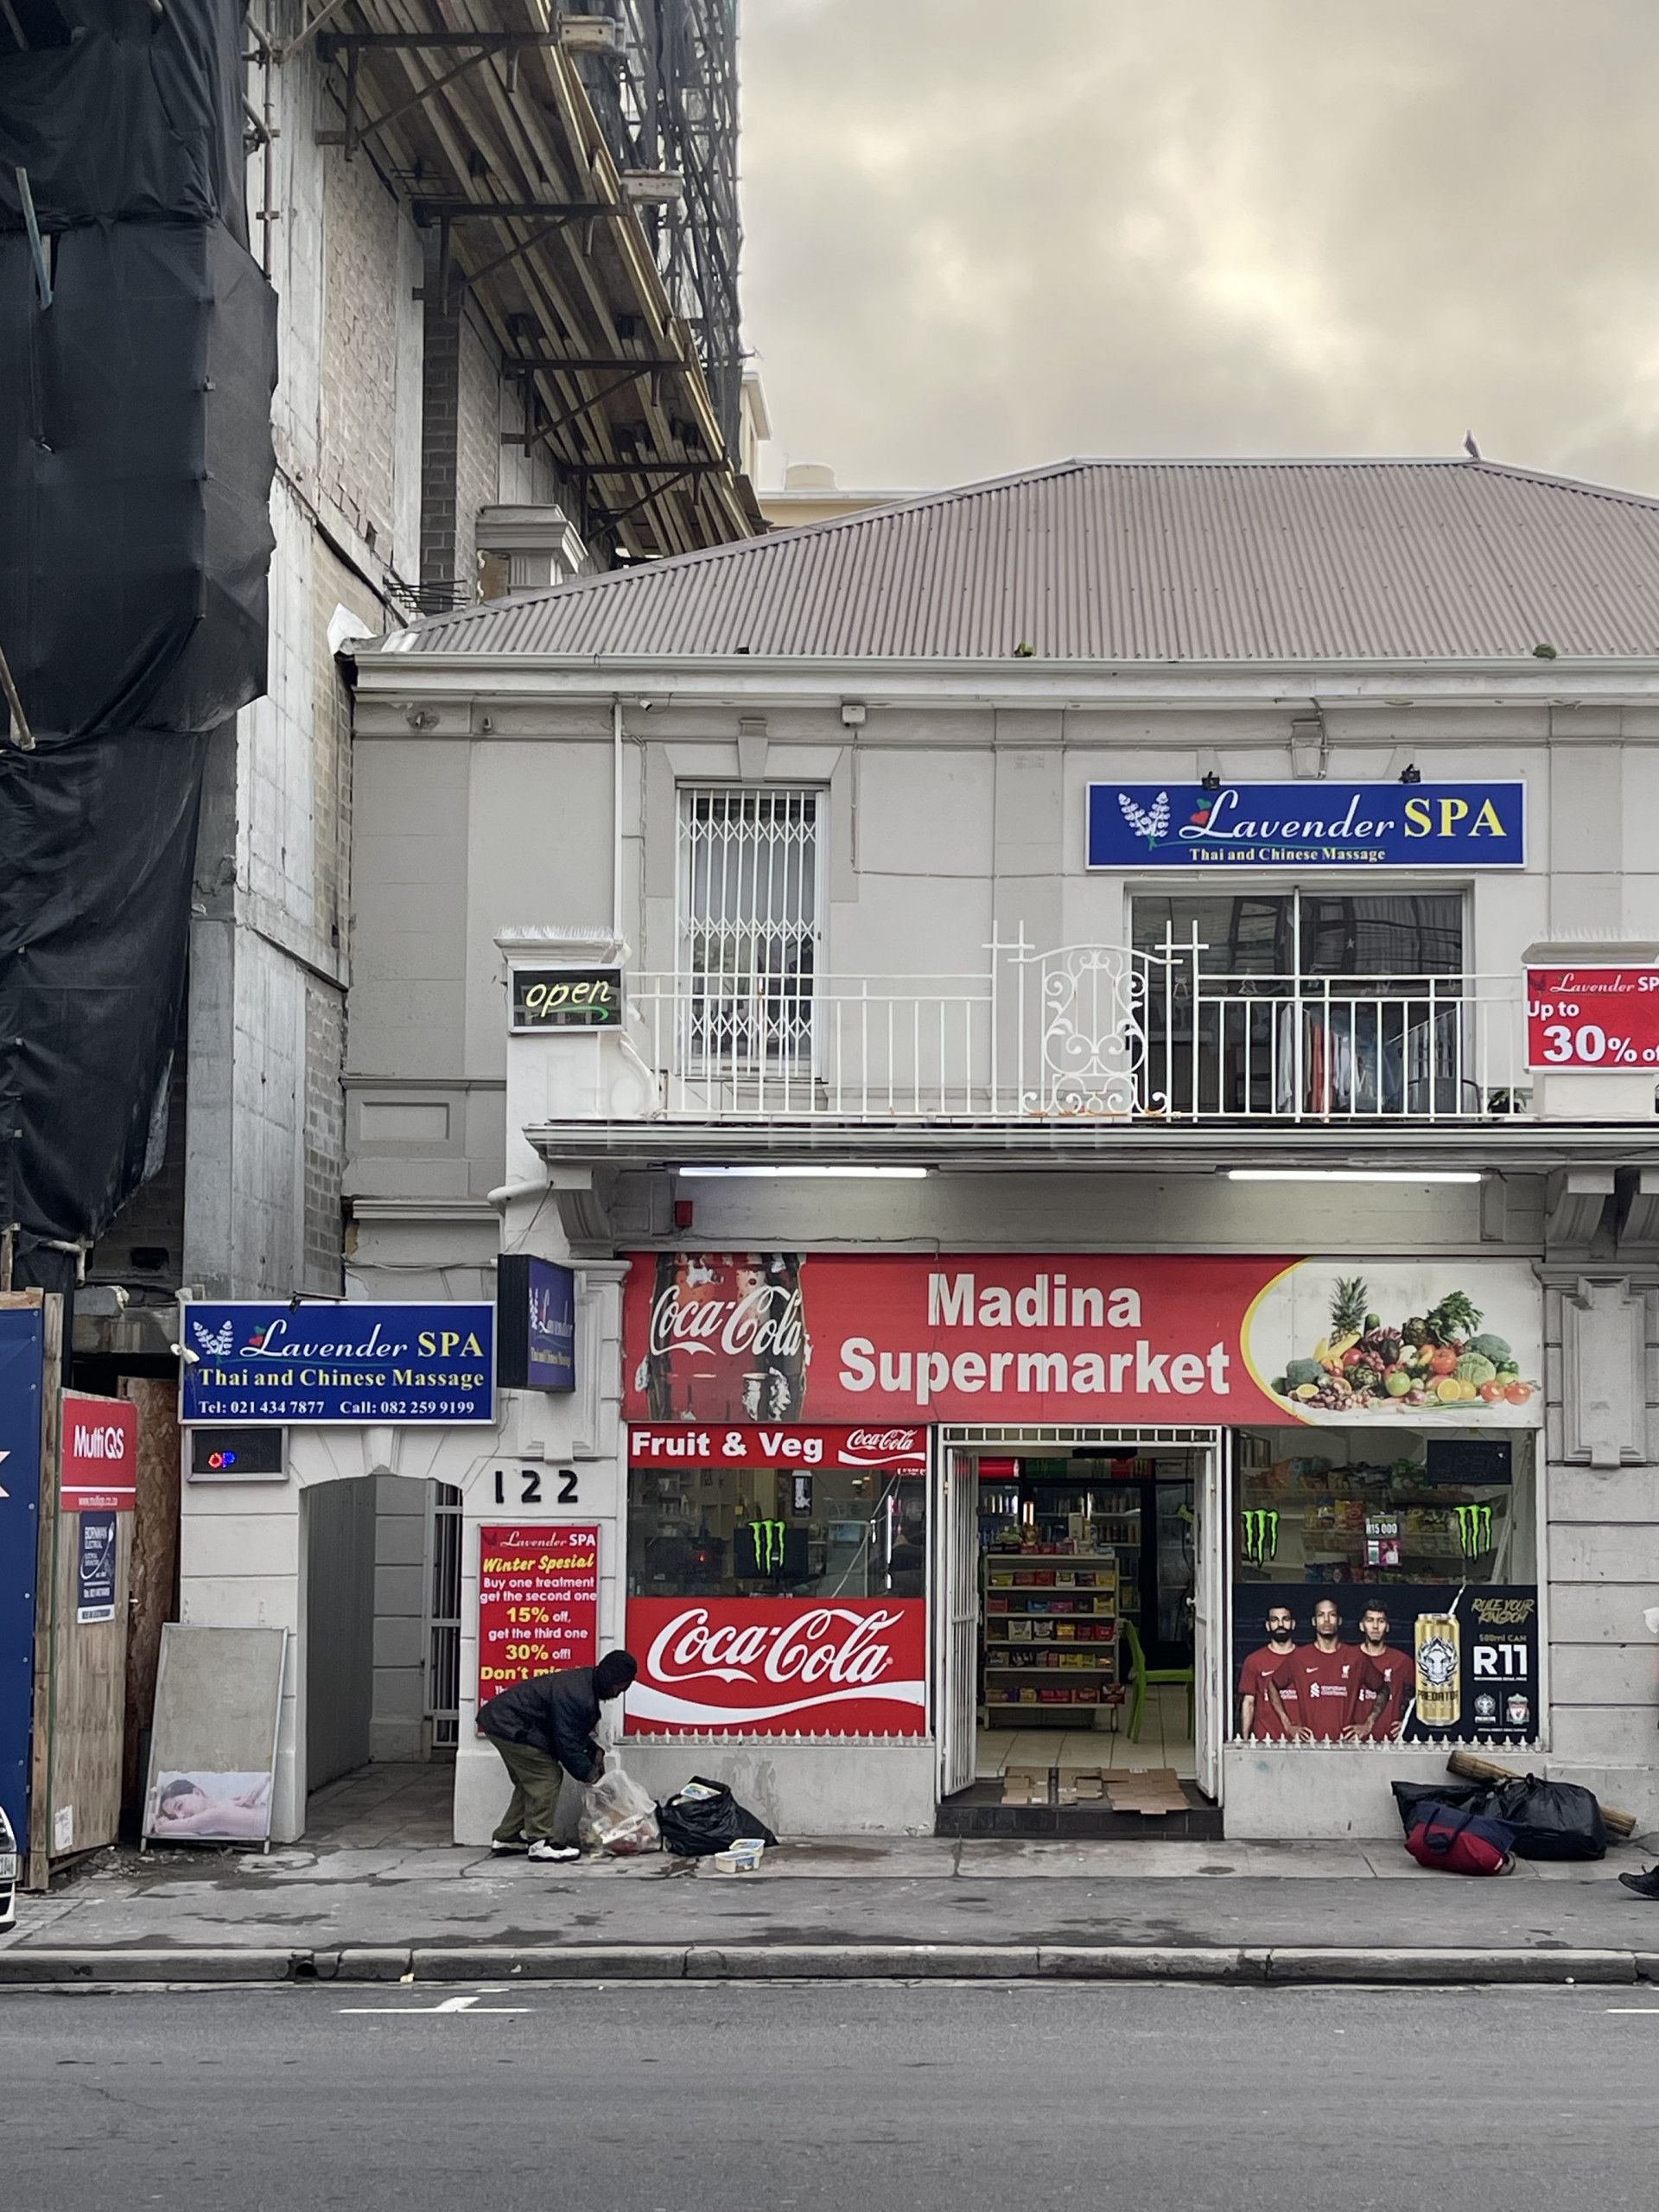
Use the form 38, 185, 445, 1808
622, 935, 1532, 1127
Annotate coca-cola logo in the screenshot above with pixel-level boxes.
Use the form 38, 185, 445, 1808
649, 1281, 806, 1361
645, 1605, 904, 1690
844, 1428, 921, 1452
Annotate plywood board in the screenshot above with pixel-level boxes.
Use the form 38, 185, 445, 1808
121, 1379, 181, 1815
41, 1505, 130, 1861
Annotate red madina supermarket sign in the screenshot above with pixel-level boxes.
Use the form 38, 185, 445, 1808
625, 1254, 1544, 1428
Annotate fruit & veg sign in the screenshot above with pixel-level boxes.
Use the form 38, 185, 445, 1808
1087, 780, 1526, 870
625, 1254, 1541, 1427
1526, 967, 1659, 1071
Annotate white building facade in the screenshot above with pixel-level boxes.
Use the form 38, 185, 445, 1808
185, 459, 1659, 1842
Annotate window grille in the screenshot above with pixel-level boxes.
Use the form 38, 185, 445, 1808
424, 1483, 463, 1751
678, 786, 820, 1069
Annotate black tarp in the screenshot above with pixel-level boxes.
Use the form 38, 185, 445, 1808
0, 223, 276, 739
0, 0, 276, 1295
0, 0, 248, 243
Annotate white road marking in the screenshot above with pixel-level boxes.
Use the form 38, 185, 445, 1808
340, 1991, 530, 2015
1605, 2007, 1659, 2014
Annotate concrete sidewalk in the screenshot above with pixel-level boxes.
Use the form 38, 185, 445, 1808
6, 1832, 1659, 1984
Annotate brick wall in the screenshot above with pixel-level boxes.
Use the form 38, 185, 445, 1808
319, 144, 403, 556
421, 271, 507, 601
419, 239, 461, 590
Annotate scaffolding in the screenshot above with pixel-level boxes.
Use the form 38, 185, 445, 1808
579, 2, 744, 452
245, 0, 760, 568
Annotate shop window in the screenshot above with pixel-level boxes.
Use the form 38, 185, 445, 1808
678, 785, 820, 1068
627, 1460, 925, 1600
1130, 891, 1467, 1113
1131, 892, 1464, 979
1231, 1427, 1539, 1749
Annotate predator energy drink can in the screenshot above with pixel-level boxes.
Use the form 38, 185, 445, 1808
1414, 1611, 1462, 1729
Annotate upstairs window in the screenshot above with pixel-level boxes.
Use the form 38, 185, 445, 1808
678, 786, 820, 1066
1129, 892, 1469, 1115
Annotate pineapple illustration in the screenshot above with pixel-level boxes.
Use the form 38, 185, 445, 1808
1316, 1275, 1370, 1368
1331, 1276, 1370, 1338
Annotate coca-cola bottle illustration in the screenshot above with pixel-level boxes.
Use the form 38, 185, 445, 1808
638, 1251, 810, 1421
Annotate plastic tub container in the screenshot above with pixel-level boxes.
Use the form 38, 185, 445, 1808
712, 1838, 767, 1873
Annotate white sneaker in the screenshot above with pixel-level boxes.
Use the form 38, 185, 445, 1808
526, 1840, 581, 1863
490, 1838, 528, 1855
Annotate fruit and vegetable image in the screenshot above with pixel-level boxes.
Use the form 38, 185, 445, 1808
1267, 1274, 1537, 1417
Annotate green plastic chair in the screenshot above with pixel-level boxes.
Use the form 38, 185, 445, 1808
1122, 1618, 1195, 1745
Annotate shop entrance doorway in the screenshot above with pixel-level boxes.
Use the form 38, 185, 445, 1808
933, 1428, 1224, 1835
300, 1474, 462, 1837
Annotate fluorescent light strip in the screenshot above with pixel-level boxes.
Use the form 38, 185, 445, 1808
1226, 1168, 1483, 1185
678, 1165, 931, 1179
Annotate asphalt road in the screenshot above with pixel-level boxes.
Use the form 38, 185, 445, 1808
7, 1981, 1659, 2211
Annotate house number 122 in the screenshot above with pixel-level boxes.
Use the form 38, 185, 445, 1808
492, 1466, 579, 1505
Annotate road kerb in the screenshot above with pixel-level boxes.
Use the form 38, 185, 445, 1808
0, 1942, 1649, 1988
334, 1948, 416, 1983
1263, 1947, 1637, 1985
411, 1945, 690, 1981
0, 1948, 304, 1986
1037, 1945, 1257, 1980
684, 1943, 1043, 1980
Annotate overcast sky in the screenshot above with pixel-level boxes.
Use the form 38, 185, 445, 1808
739, 0, 1659, 494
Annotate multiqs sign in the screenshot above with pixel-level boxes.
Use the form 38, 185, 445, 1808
60, 1394, 138, 1511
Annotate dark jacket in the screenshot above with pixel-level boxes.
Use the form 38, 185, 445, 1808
477, 1666, 603, 1781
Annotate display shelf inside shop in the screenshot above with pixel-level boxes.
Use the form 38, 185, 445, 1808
982, 1549, 1121, 1715
1234, 1475, 1514, 1584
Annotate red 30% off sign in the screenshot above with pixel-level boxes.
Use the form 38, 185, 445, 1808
476, 1523, 599, 1717
1527, 968, 1659, 1071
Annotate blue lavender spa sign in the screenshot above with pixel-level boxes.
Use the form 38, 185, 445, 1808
1087, 781, 1527, 870
180, 1303, 495, 1426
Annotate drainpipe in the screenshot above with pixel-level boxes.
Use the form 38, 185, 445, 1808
612, 694, 624, 943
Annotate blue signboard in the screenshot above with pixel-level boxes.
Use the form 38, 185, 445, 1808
0, 1306, 44, 1845
497, 1255, 576, 1393
76, 1511, 118, 1624
1086, 780, 1526, 870
179, 1302, 495, 1426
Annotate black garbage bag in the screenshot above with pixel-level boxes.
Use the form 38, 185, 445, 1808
1390, 1775, 1607, 1860
1391, 1779, 1484, 1834
1483, 1775, 1607, 1860
658, 1777, 779, 1859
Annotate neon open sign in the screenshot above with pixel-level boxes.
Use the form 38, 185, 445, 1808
510, 966, 623, 1031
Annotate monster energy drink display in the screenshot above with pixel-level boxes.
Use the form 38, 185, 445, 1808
1231, 1580, 1539, 1745
734, 1517, 808, 1581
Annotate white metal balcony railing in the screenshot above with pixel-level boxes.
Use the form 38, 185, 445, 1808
623, 931, 1534, 1124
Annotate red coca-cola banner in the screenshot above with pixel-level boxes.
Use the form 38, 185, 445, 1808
624, 1597, 927, 1737
628, 1422, 925, 1471
626, 1252, 1546, 1428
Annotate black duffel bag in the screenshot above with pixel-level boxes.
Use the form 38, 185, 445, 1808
658, 1776, 779, 1859
1390, 1775, 1606, 1861
1391, 1779, 1484, 1833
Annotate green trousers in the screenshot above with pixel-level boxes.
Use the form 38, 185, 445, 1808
489, 1738, 581, 1845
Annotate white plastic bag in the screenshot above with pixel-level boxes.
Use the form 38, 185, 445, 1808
578, 1763, 660, 1855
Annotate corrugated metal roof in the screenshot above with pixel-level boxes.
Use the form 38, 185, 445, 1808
387, 458, 1659, 662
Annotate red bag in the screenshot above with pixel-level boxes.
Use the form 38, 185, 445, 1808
1406, 1799, 1516, 1875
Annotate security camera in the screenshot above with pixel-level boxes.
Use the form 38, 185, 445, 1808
168, 1343, 202, 1365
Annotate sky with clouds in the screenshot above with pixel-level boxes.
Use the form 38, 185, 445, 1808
738, 0, 1659, 493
